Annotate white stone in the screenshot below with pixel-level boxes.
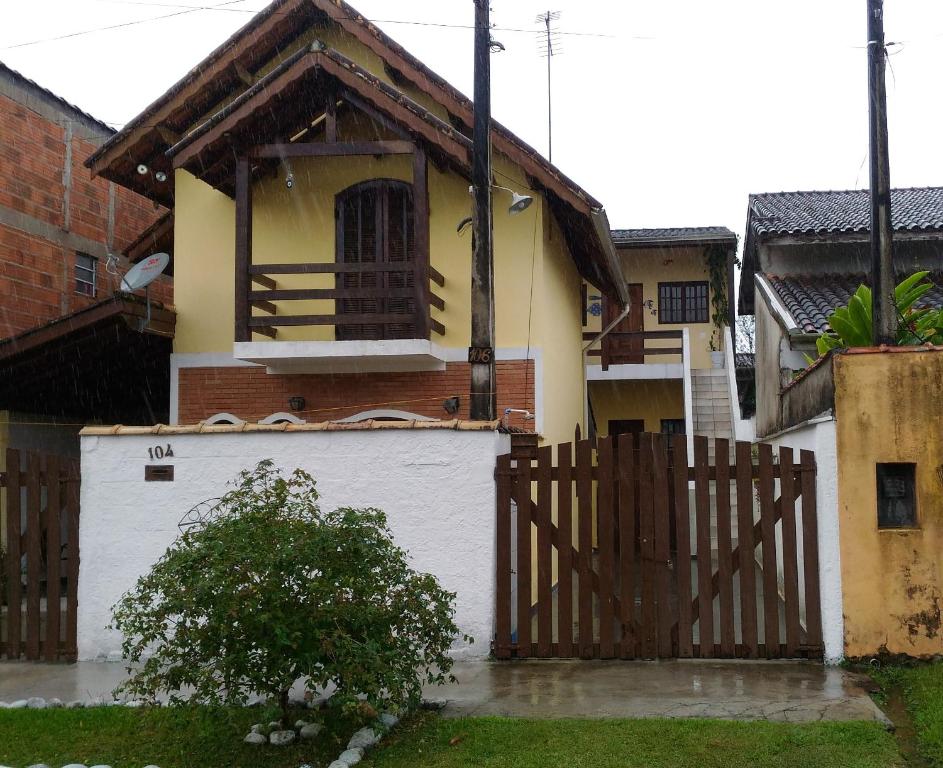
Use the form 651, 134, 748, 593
9, 700, 28, 709
268, 720, 282, 729
89, 764, 113, 768
327, 763, 348, 768
379, 712, 399, 728
67, 700, 85, 709
294, 719, 310, 729
250, 723, 263, 734
244, 732, 267, 745
62, 764, 89, 768
269, 729, 297, 746
0, 702, 8, 709
337, 748, 364, 766
299, 723, 324, 740
48, 698, 64, 708
125, 700, 145, 708
347, 727, 379, 750
77, 429, 507, 660
26, 697, 46, 709
26, 764, 51, 768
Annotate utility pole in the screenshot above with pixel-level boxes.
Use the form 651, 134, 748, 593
867, 0, 896, 344
469, 0, 496, 421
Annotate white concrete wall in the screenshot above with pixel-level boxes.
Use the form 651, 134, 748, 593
764, 416, 843, 663
78, 428, 509, 661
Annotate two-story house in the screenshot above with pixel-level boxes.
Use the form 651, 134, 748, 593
84, 0, 627, 446
739, 187, 943, 438
583, 226, 742, 453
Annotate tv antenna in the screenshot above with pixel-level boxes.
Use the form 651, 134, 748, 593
536, 10, 562, 162
119, 252, 170, 330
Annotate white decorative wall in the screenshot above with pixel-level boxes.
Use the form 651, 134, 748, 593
77, 425, 508, 661
764, 416, 843, 663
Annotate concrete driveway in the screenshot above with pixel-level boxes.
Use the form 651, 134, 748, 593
0, 659, 888, 724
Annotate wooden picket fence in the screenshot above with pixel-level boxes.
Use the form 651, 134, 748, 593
494, 432, 822, 660
1, 449, 80, 661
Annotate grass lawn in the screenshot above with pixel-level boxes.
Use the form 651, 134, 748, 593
0, 705, 357, 768
872, 661, 943, 766
364, 711, 901, 768
0, 706, 903, 768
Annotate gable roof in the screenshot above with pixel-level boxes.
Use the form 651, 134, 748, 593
764, 271, 943, 335
86, 0, 626, 303
740, 186, 943, 314
611, 226, 737, 249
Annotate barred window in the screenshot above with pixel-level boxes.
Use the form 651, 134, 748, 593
658, 281, 708, 324
75, 252, 96, 297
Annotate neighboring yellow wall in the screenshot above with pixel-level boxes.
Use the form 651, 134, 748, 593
588, 380, 684, 436
583, 245, 727, 370
834, 349, 943, 658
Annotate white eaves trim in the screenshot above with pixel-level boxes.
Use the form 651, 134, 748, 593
754, 273, 799, 333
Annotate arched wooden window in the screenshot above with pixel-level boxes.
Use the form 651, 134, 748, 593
335, 179, 416, 340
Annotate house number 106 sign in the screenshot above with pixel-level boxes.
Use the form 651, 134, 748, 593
467, 346, 494, 364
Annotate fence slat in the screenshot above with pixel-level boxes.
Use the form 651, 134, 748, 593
536, 445, 553, 657
715, 438, 736, 656
800, 450, 823, 652
597, 436, 616, 659
65, 461, 80, 661
5, 449, 22, 659
693, 435, 714, 658
557, 443, 574, 658
779, 447, 801, 656
638, 434, 656, 658
617, 434, 637, 658
757, 443, 781, 658
576, 438, 594, 658
736, 441, 759, 658
652, 434, 673, 658
494, 454, 513, 659
25, 453, 42, 660
671, 435, 693, 658
45, 455, 62, 661
515, 456, 532, 658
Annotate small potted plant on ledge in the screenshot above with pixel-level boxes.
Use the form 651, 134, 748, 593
709, 332, 725, 369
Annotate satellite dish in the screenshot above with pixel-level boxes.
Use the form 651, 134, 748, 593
121, 252, 170, 293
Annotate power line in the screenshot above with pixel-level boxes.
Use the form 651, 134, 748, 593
4, 1, 620, 50
4, 0, 251, 50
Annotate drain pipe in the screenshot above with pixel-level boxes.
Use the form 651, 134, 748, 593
581, 301, 632, 437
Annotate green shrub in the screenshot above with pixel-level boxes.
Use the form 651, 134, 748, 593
112, 460, 465, 715
815, 271, 943, 357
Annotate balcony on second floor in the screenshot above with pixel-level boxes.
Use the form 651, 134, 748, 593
583, 328, 689, 382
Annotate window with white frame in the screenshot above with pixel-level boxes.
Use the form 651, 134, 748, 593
75, 252, 97, 297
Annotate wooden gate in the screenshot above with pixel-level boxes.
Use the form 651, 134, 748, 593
494, 432, 822, 660
1, 449, 80, 661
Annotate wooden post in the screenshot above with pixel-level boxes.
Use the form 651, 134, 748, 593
234, 156, 252, 343
413, 148, 431, 339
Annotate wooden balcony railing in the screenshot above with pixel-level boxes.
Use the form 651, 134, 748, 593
584, 329, 684, 370
237, 262, 446, 341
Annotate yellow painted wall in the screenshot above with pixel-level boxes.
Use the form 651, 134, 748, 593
583, 246, 726, 369
834, 349, 943, 657
588, 379, 684, 436
536, 202, 587, 446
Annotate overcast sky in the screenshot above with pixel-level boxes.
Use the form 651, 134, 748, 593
3, 0, 943, 241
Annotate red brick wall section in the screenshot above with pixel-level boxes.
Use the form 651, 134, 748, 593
0, 91, 171, 338
178, 360, 537, 429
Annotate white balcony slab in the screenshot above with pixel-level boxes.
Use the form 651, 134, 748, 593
585, 362, 683, 381
233, 339, 448, 374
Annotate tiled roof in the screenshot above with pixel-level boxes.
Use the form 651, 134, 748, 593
81, 419, 501, 436
749, 187, 943, 236
766, 273, 943, 334
611, 226, 737, 247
